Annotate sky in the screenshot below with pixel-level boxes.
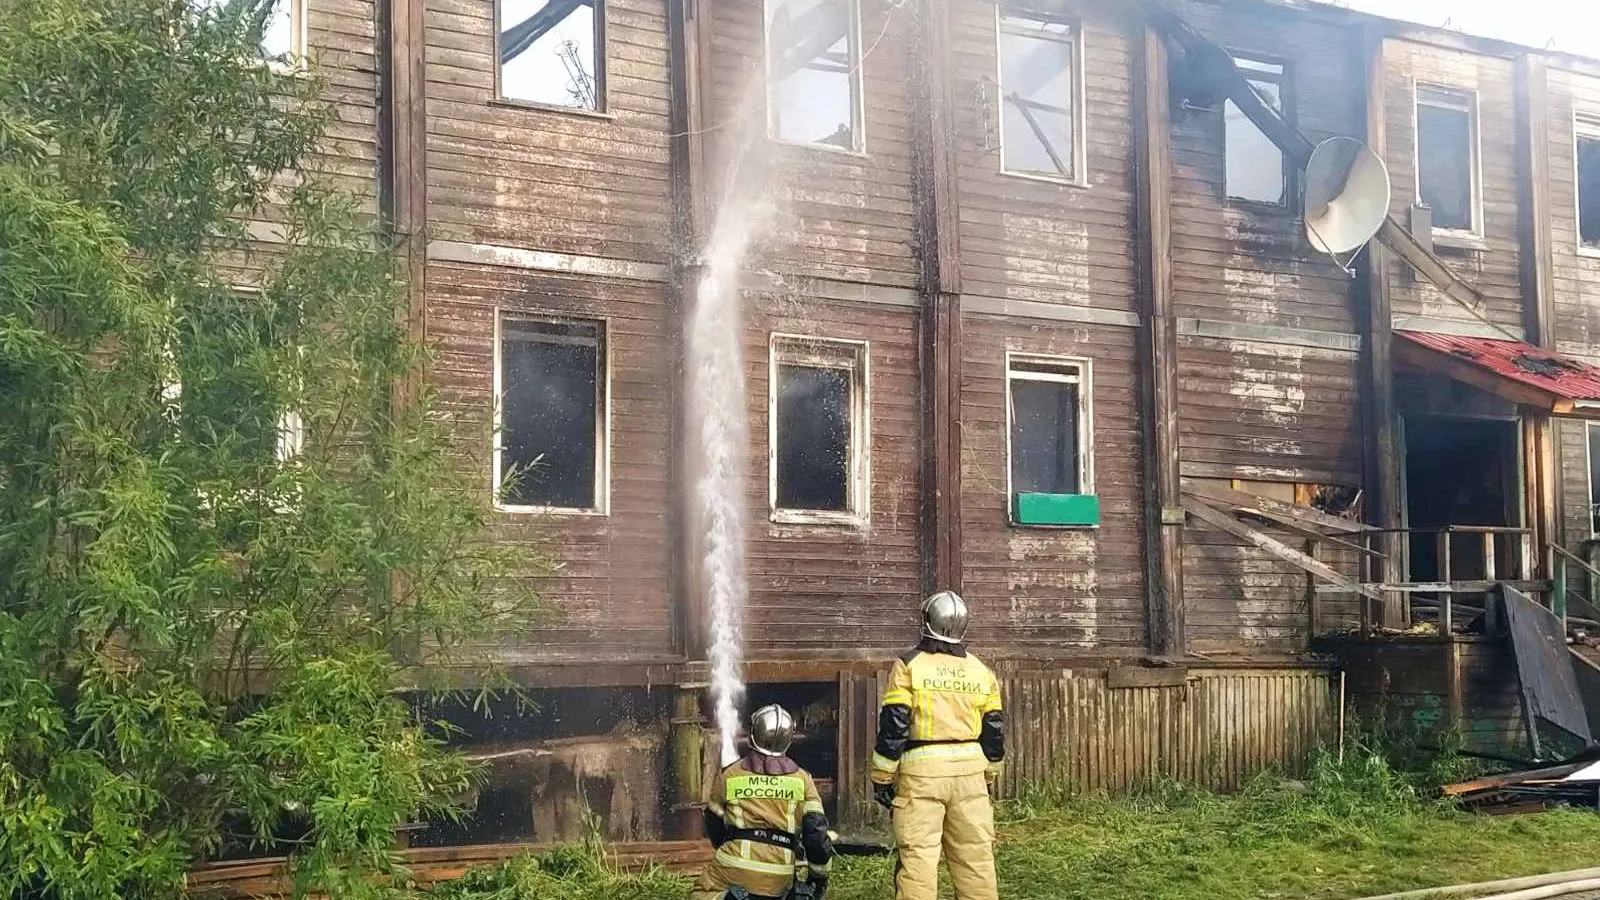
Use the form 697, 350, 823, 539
1317, 0, 1600, 59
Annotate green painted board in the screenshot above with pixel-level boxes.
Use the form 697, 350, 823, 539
1012, 493, 1100, 527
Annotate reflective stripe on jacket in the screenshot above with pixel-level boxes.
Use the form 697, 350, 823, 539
872, 641, 1004, 783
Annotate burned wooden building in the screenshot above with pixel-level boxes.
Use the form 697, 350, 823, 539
248, 0, 1600, 844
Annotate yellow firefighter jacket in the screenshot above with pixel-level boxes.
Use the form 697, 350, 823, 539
870, 640, 1005, 783
696, 754, 834, 900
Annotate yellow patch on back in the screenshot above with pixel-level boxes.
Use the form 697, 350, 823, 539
726, 775, 805, 803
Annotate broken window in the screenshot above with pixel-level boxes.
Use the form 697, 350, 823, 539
998, 11, 1080, 182
766, 0, 861, 151
497, 315, 606, 511
771, 336, 868, 521
1577, 120, 1600, 251
1226, 57, 1288, 206
1416, 86, 1478, 233
1589, 423, 1600, 535
499, 0, 605, 111
1007, 356, 1091, 497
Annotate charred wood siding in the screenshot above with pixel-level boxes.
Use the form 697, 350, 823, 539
950, 1, 1138, 313
741, 295, 924, 657
959, 317, 1148, 652
429, 261, 677, 664
423, 0, 674, 263
1167, 3, 1365, 651
1382, 40, 1525, 335
704, 0, 919, 288
313, 0, 381, 206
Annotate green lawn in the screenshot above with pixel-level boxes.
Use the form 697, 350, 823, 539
432, 752, 1600, 900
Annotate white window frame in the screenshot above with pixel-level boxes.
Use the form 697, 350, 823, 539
995, 6, 1088, 188
492, 310, 612, 516
1413, 83, 1484, 242
768, 334, 871, 526
1574, 114, 1600, 259
763, 0, 867, 155
1004, 353, 1094, 516
494, 0, 610, 114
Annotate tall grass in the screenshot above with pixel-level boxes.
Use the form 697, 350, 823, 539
432, 746, 1600, 900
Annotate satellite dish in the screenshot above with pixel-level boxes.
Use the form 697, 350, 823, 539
1303, 136, 1391, 257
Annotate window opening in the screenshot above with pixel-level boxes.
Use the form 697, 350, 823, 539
770, 336, 868, 522
497, 315, 606, 511
766, 0, 861, 150
998, 11, 1080, 181
499, 0, 605, 111
1416, 85, 1479, 233
1226, 57, 1288, 206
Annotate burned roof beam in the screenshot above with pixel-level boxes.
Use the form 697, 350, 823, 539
500, 0, 591, 66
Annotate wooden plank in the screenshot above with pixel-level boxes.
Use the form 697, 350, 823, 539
1107, 665, 1190, 689
1184, 499, 1385, 603
911, 0, 962, 593
1356, 25, 1405, 629
1183, 480, 1374, 534
1136, 25, 1184, 658
1229, 506, 1382, 558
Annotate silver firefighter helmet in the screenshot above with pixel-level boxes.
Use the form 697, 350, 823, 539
749, 704, 795, 757
921, 590, 970, 643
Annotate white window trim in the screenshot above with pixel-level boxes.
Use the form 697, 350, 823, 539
763, 0, 868, 156
492, 309, 612, 517
1004, 352, 1095, 522
1413, 82, 1485, 243
994, 6, 1088, 189
259, 0, 309, 74
1574, 113, 1600, 260
493, 0, 611, 117
768, 333, 871, 526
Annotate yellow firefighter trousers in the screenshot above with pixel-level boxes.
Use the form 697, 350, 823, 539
892, 772, 998, 900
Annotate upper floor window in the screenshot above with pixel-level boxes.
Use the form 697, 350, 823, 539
766, 0, 862, 151
1416, 85, 1480, 235
1576, 117, 1600, 253
997, 11, 1083, 184
1007, 354, 1098, 527
1226, 57, 1289, 207
498, 0, 606, 112
770, 335, 869, 524
495, 314, 608, 512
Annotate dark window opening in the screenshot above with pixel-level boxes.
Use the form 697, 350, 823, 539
1578, 131, 1600, 250
999, 12, 1077, 180
768, 0, 859, 150
1225, 58, 1288, 206
776, 364, 852, 512
1008, 360, 1082, 496
499, 317, 602, 510
1589, 424, 1600, 535
499, 0, 604, 111
1417, 87, 1476, 232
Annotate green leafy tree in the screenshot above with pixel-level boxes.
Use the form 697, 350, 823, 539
0, 1, 540, 897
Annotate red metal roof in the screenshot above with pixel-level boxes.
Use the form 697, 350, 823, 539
1396, 331, 1600, 404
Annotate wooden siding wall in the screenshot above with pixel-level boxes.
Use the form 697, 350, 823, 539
1381, 40, 1525, 336
741, 295, 925, 656
423, 0, 673, 263
430, 263, 678, 663
312, 0, 381, 208
838, 666, 1335, 824
1170, 2, 1365, 652
704, 0, 919, 289
960, 317, 1148, 652
1549, 67, 1600, 549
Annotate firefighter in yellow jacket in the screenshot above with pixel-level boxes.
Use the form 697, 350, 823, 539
693, 705, 835, 900
871, 590, 1005, 900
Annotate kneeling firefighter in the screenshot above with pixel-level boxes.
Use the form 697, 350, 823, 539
692, 704, 835, 900
871, 591, 1005, 900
